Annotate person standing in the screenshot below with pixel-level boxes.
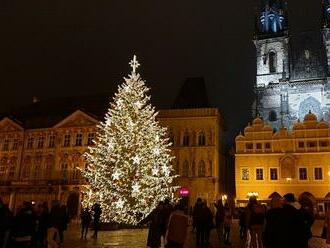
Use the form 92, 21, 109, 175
0, 199, 13, 248
80, 208, 92, 239
223, 203, 232, 245
326, 210, 330, 244
92, 203, 102, 239
246, 197, 265, 248
263, 198, 283, 248
165, 203, 189, 248
159, 199, 173, 243
140, 202, 163, 248
12, 202, 36, 248
193, 198, 206, 247
47, 200, 62, 248
214, 200, 225, 244
238, 207, 247, 240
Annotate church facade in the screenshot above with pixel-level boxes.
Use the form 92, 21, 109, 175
254, 0, 330, 130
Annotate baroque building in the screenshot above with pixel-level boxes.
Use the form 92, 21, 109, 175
0, 78, 223, 213
235, 112, 330, 216
254, 0, 330, 130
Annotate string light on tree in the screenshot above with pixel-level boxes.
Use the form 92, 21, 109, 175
82, 55, 178, 225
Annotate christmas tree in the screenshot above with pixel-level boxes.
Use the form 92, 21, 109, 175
83, 55, 178, 225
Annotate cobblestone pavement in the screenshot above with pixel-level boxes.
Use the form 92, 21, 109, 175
63, 220, 330, 248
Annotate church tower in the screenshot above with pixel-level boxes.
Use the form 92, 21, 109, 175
322, 0, 330, 75
254, 0, 289, 128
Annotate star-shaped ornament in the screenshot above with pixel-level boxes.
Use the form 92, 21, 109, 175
152, 167, 159, 176
162, 165, 170, 176
116, 199, 124, 209
132, 183, 140, 193
112, 170, 121, 180
133, 155, 141, 165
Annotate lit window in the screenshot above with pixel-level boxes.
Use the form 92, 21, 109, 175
198, 132, 206, 146
37, 136, 45, 149
87, 133, 95, 146
12, 139, 19, 151
270, 168, 278, 180
256, 168, 264, 180
27, 137, 34, 149
75, 133, 83, 146
48, 135, 55, 148
241, 168, 249, 180
299, 168, 308, 180
314, 167, 323, 180
198, 161, 206, 177
63, 134, 71, 147
3, 139, 9, 151
265, 143, 271, 150
256, 143, 262, 150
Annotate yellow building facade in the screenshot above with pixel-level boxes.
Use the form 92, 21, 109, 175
0, 106, 222, 214
235, 112, 330, 215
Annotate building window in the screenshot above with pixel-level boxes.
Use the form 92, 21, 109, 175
256, 168, 264, 180
307, 141, 317, 148
269, 110, 277, 122
198, 132, 206, 146
63, 134, 71, 147
87, 133, 95, 146
182, 161, 189, 177
22, 165, 30, 179
2, 139, 9, 151
246, 143, 253, 150
45, 163, 52, 179
48, 135, 55, 148
241, 168, 249, 180
270, 168, 278, 180
0, 164, 5, 176
298, 141, 304, 148
314, 167, 323, 180
265, 143, 271, 150
37, 136, 45, 149
73, 164, 80, 180
299, 168, 308, 180
198, 160, 206, 177
8, 164, 15, 178
320, 140, 329, 147
27, 137, 34, 149
256, 143, 262, 150
191, 161, 196, 177
12, 139, 19, 151
183, 132, 189, 146
269, 51, 277, 73
75, 133, 83, 146
34, 164, 41, 179
61, 163, 68, 179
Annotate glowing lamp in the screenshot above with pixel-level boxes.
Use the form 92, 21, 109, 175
179, 187, 189, 197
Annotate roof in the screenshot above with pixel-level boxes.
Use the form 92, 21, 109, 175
172, 77, 210, 109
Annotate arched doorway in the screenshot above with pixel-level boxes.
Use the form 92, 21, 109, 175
299, 192, 316, 215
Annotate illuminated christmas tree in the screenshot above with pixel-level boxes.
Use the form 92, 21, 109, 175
83, 55, 178, 225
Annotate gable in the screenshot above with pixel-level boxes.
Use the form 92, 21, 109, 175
0, 117, 24, 133
54, 110, 99, 128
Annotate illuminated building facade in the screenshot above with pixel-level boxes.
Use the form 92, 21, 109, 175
0, 78, 223, 212
254, 0, 330, 130
235, 113, 330, 215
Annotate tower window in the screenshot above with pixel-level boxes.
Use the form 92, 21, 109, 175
269, 51, 277, 73
198, 160, 206, 177
198, 132, 206, 146
269, 110, 277, 122
183, 132, 189, 146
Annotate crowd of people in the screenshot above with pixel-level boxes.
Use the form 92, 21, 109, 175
144, 193, 330, 248
0, 197, 102, 248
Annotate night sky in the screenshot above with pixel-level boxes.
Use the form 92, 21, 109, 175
0, 0, 323, 145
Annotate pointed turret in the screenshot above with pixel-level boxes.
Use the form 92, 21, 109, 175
256, 0, 288, 38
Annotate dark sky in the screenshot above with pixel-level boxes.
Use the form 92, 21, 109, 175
0, 0, 323, 144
